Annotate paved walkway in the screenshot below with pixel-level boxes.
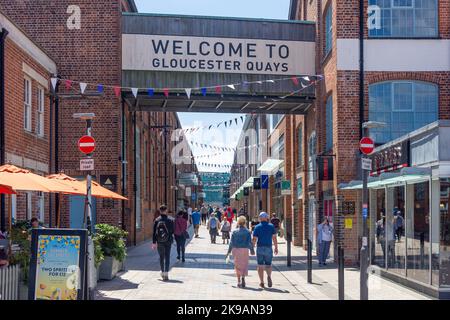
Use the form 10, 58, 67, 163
95, 222, 431, 300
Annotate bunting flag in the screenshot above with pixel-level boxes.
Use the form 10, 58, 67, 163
51, 77, 58, 91
148, 88, 154, 96
163, 88, 169, 97
79, 82, 87, 94
227, 84, 235, 90
131, 88, 138, 98
97, 84, 104, 93
114, 86, 121, 97
215, 86, 222, 94
65, 80, 72, 90
185, 88, 192, 99
291, 77, 299, 86
201, 87, 207, 96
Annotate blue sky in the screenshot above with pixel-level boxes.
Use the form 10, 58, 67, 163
134, 0, 291, 171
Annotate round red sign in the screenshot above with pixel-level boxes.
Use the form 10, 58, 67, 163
78, 135, 96, 154
360, 137, 374, 155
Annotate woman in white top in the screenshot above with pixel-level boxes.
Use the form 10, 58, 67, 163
317, 218, 333, 266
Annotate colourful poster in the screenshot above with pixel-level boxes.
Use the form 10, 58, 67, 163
34, 235, 81, 300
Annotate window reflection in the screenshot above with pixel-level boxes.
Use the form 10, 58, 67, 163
440, 179, 450, 286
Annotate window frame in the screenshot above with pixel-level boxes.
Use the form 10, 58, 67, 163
36, 86, 45, 137
325, 94, 333, 151
24, 76, 32, 132
324, 3, 333, 57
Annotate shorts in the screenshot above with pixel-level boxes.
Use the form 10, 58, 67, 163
256, 246, 273, 266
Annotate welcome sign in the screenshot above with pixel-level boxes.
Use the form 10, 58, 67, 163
122, 34, 315, 75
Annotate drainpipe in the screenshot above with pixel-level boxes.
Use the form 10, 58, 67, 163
0, 28, 9, 232
54, 78, 60, 227
359, 0, 365, 139
121, 96, 126, 232
133, 110, 137, 246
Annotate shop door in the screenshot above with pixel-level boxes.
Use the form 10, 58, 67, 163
70, 196, 97, 229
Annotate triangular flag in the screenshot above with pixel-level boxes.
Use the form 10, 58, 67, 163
185, 88, 192, 99
291, 77, 299, 86
97, 84, 104, 93
256, 81, 263, 84
215, 86, 221, 94
227, 84, 235, 90
267, 79, 275, 83
208, 125, 213, 130
302, 76, 310, 82
65, 80, 72, 90
235, 118, 238, 125
229, 120, 232, 127
163, 88, 169, 97
79, 82, 87, 94
201, 88, 207, 96
301, 82, 308, 88
225, 122, 228, 128
114, 86, 121, 97
131, 88, 138, 98
240, 116, 244, 122
148, 88, 154, 96
51, 78, 58, 91
217, 122, 221, 128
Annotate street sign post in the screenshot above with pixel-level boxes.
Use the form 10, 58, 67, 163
78, 135, 96, 154
362, 158, 372, 171
360, 137, 374, 155
80, 158, 94, 171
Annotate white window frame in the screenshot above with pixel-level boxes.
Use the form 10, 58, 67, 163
26, 192, 32, 220
38, 192, 45, 222
37, 86, 45, 137
24, 76, 32, 132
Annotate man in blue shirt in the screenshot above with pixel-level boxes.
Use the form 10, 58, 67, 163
191, 208, 201, 238
252, 212, 278, 288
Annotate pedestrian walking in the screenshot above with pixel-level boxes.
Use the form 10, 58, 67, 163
225, 206, 234, 225
200, 205, 208, 225
191, 208, 201, 238
270, 213, 281, 236
393, 209, 404, 242
207, 213, 219, 243
152, 205, 175, 281
216, 208, 222, 223
174, 210, 189, 263
317, 218, 333, 266
221, 219, 231, 244
226, 216, 255, 288
252, 212, 278, 288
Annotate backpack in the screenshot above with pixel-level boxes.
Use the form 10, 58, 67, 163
156, 219, 170, 243
210, 218, 217, 229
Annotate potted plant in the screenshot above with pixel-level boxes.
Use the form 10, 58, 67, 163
94, 224, 127, 280
9, 220, 32, 300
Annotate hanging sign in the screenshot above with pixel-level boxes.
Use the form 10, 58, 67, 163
28, 229, 87, 300
253, 177, 261, 190
281, 180, 291, 195
261, 175, 269, 189
122, 34, 315, 75
318, 156, 334, 181
243, 187, 250, 196
185, 187, 191, 197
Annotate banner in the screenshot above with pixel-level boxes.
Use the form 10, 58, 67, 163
318, 156, 334, 181
261, 175, 269, 189
29, 229, 87, 300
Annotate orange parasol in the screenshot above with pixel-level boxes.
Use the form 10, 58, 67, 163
0, 165, 80, 194
0, 184, 16, 194
47, 173, 127, 200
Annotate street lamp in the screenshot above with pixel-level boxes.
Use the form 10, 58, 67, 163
360, 120, 385, 300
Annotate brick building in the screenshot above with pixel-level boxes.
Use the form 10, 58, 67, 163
0, 1, 196, 245
0, 10, 57, 229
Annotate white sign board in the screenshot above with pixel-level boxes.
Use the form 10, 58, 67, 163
362, 158, 372, 171
80, 158, 94, 171
185, 187, 191, 197
122, 34, 316, 75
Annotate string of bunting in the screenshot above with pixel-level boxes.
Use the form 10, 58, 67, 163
197, 162, 232, 168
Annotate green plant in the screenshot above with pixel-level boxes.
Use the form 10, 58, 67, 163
9, 220, 32, 284
93, 236, 104, 268
93, 224, 128, 263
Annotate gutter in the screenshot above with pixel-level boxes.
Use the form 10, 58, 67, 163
0, 27, 8, 232
359, 0, 365, 139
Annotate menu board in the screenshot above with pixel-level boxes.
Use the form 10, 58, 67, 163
29, 229, 87, 300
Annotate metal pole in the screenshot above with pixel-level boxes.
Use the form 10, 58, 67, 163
360, 127, 369, 300
307, 238, 312, 283
338, 245, 345, 300
85, 118, 93, 234
164, 112, 168, 205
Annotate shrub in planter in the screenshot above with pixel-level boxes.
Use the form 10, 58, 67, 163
93, 224, 127, 280
9, 221, 32, 285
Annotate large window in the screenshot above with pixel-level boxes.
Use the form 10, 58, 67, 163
36, 87, 45, 137
324, 4, 332, 56
297, 124, 303, 167
368, 0, 438, 37
326, 95, 333, 151
369, 81, 438, 144
24, 77, 32, 132
440, 178, 450, 286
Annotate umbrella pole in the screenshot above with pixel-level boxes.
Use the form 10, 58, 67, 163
57, 193, 61, 228
8, 194, 11, 232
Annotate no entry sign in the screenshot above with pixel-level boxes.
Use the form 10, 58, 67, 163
78, 135, 96, 154
360, 137, 374, 155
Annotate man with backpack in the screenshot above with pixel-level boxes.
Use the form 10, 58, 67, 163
207, 213, 220, 244
152, 205, 175, 281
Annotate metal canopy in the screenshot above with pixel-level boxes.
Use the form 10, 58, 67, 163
124, 92, 313, 115
257, 158, 285, 174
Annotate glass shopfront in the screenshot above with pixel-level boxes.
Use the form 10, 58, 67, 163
440, 178, 450, 286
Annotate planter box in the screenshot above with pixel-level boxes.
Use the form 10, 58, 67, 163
19, 282, 28, 300
99, 256, 122, 280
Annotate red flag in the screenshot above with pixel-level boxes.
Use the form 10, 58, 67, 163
163, 88, 169, 97
65, 80, 72, 90
215, 86, 222, 94
113, 86, 121, 97
291, 77, 299, 86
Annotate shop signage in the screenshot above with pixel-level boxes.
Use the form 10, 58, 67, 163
29, 229, 87, 300
122, 34, 315, 75
371, 140, 410, 175
243, 187, 249, 196
185, 187, 191, 197
281, 180, 291, 195
318, 157, 334, 181
191, 192, 196, 201
261, 175, 269, 189
297, 179, 303, 199
198, 192, 206, 198
342, 201, 355, 215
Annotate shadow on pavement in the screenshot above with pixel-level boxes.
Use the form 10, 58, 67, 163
264, 287, 290, 294
97, 278, 140, 291
157, 279, 184, 284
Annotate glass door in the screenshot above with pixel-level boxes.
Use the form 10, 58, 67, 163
386, 185, 406, 275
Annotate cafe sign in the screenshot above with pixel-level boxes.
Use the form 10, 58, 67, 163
122, 34, 315, 75
370, 140, 410, 175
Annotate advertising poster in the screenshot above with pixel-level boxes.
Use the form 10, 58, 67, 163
29, 229, 87, 300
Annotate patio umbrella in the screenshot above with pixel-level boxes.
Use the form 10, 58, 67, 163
0, 184, 16, 195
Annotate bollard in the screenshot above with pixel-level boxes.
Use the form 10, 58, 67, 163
338, 245, 344, 300
307, 239, 312, 283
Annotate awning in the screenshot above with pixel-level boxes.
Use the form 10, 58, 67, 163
339, 167, 431, 190
230, 176, 257, 199
257, 159, 284, 175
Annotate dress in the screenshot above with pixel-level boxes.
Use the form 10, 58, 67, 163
232, 248, 249, 276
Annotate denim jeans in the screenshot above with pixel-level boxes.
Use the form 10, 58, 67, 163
175, 234, 186, 259
319, 241, 331, 264
157, 242, 172, 272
